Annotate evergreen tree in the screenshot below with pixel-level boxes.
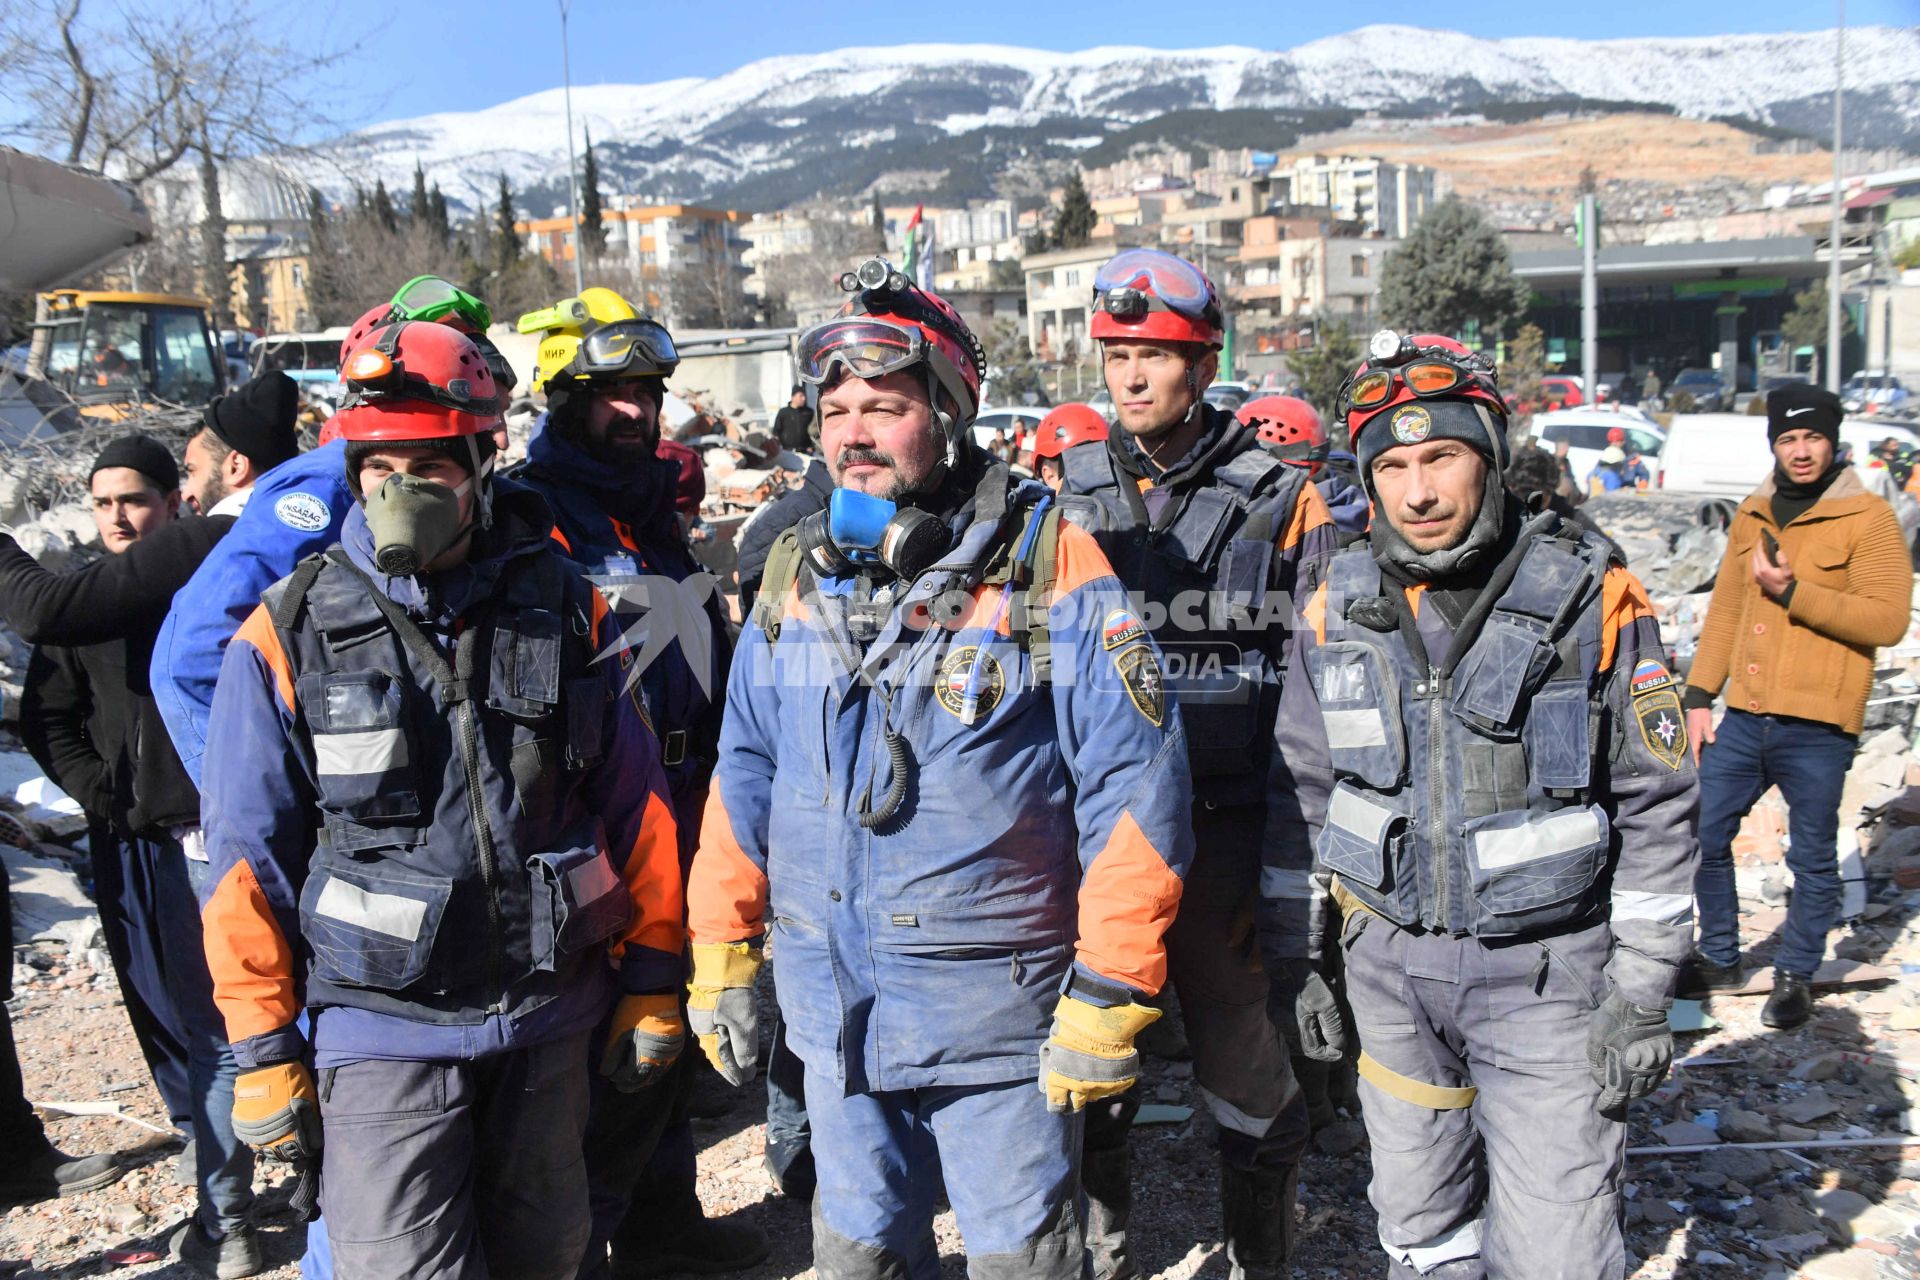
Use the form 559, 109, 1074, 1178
1378, 195, 1530, 340
427, 184, 451, 246
495, 174, 521, 273
1051, 171, 1096, 251
1287, 321, 1364, 427
1503, 322, 1548, 424
304, 185, 343, 323
410, 162, 430, 226
579, 128, 607, 262
871, 192, 886, 253
371, 178, 400, 235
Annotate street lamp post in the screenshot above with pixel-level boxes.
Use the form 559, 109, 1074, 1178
559, 0, 586, 295
1826, 0, 1845, 392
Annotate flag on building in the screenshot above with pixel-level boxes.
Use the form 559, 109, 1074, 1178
901, 204, 934, 289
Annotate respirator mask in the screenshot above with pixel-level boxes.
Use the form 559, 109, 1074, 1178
362, 472, 474, 576
794, 487, 951, 583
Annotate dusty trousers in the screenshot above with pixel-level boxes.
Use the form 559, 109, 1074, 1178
1343, 912, 1625, 1280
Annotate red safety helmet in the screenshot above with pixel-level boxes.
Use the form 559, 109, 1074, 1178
1606, 426, 1627, 445
330, 322, 503, 444
1033, 403, 1108, 460
1341, 331, 1507, 454
1089, 248, 1224, 350
799, 260, 985, 439
339, 303, 394, 372
1239, 396, 1325, 448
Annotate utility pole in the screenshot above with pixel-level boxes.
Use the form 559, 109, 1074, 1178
559, 0, 586, 295
1580, 192, 1598, 405
1826, 0, 1845, 393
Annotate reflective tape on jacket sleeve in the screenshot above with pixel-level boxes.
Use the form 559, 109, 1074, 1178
568, 851, 622, 905
1322, 708, 1388, 749
312, 728, 410, 777
313, 876, 428, 941
1260, 867, 1316, 900
1609, 890, 1693, 926
1471, 809, 1602, 871
1326, 785, 1397, 845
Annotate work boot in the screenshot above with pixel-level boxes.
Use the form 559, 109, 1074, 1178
1677, 950, 1747, 998
610, 1206, 770, 1277
169, 1218, 266, 1279
763, 1133, 815, 1201
1761, 971, 1814, 1029
174, 1138, 198, 1187
0, 1145, 124, 1205
1082, 1144, 1138, 1280
1221, 1162, 1297, 1280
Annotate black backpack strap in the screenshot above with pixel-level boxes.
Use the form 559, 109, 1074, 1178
265, 554, 328, 631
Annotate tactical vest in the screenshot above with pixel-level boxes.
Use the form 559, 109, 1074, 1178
1056, 438, 1309, 803
261, 547, 629, 1025
1306, 520, 1614, 938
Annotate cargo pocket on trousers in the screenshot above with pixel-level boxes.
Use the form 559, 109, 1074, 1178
299, 856, 450, 991
527, 820, 631, 971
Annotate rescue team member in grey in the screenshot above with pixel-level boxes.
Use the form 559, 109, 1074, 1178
200, 321, 687, 1279
1051, 247, 1335, 1280
1266, 330, 1699, 1278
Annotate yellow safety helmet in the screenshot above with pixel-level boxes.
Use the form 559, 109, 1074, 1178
517, 287, 680, 395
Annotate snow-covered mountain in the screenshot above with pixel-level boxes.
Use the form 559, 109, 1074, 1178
297, 24, 1920, 214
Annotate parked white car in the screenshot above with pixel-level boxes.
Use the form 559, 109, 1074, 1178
1530, 408, 1666, 493
971, 406, 1048, 453
1657, 413, 1920, 498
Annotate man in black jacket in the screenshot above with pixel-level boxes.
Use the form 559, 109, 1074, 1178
770, 383, 814, 454
16, 434, 263, 1277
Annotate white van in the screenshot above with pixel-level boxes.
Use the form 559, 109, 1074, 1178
1657, 413, 1920, 496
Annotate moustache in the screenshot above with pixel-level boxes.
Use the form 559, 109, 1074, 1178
837, 447, 895, 470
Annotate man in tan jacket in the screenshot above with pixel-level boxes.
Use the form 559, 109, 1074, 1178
1682, 383, 1912, 1027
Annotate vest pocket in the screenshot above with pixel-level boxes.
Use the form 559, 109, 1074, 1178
1307, 641, 1407, 789
1462, 803, 1609, 933
1524, 683, 1592, 791
527, 820, 632, 971
1451, 619, 1553, 733
1316, 782, 1404, 895
301, 670, 421, 825
298, 855, 450, 991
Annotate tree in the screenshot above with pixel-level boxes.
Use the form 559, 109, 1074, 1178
371, 178, 399, 235
426, 184, 451, 247
1052, 171, 1096, 251
1898, 239, 1920, 272
1780, 283, 1853, 353
579, 128, 606, 262
870, 193, 886, 253
989, 257, 1025, 290
1287, 321, 1363, 427
1378, 195, 1531, 340
195, 127, 229, 328
410, 162, 430, 225
495, 174, 521, 274
982, 318, 1042, 404
1502, 323, 1548, 431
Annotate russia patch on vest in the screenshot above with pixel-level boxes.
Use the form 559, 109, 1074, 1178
936, 647, 1004, 722
274, 492, 332, 533
1635, 687, 1687, 771
1102, 608, 1145, 651
1629, 659, 1675, 695
1113, 644, 1165, 728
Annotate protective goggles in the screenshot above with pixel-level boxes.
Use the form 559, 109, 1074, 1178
1340, 351, 1495, 415
389, 275, 492, 333
797, 317, 975, 422
569, 320, 679, 380
1092, 249, 1214, 318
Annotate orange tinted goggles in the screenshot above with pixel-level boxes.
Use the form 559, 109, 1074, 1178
1346, 360, 1473, 411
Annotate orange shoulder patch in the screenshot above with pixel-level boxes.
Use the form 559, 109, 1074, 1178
233, 604, 295, 713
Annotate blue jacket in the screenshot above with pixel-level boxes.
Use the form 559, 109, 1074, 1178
510, 420, 729, 834
152, 441, 353, 786
686, 469, 1195, 1093
200, 483, 684, 1069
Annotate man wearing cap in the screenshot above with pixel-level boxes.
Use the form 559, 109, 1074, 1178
182, 370, 301, 517
1267, 332, 1698, 1278
15, 434, 264, 1276
1681, 383, 1911, 1028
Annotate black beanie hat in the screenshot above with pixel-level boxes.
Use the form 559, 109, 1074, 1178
90, 433, 179, 492
203, 371, 300, 471
1766, 382, 1843, 447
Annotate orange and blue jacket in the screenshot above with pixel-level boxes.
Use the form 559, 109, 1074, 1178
199, 484, 684, 1069
687, 477, 1195, 1092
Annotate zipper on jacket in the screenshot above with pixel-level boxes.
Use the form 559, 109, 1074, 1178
1428, 666, 1449, 932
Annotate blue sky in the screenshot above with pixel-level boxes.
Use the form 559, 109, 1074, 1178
310, 0, 1913, 131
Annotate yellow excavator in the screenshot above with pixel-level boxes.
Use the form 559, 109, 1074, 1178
24, 289, 226, 420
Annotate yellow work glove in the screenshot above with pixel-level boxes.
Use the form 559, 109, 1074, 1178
231, 1062, 321, 1162
686, 941, 763, 1086
1038, 994, 1161, 1113
600, 994, 685, 1093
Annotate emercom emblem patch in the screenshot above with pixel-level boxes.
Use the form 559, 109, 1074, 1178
937, 647, 1004, 722
1113, 645, 1165, 728
1634, 686, 1687, 771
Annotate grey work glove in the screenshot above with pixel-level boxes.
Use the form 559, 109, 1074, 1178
687, 988, 757, 1086
1587, 991, 1672, 1116
1269, 959, 1352, 1063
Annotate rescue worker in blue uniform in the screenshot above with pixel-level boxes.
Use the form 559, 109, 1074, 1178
511, 289, 758, 1279
684, 261, 1195, 1279
1051, 249, 1334, 1280
1265, 331, 1700, 1279
199, 320, 687, 1279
